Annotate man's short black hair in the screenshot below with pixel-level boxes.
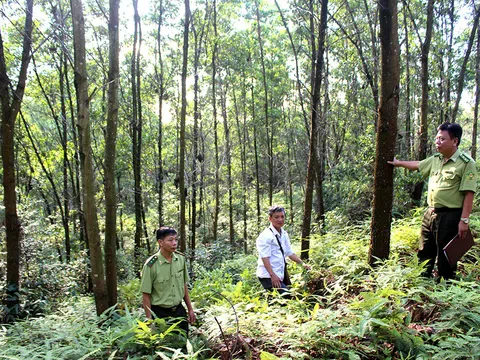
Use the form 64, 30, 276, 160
156, 226, 177, 240
438, 122, 462, 145
268, 205, 285, 216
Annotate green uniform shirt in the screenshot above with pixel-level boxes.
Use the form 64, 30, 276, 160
140, 251, 189, 307
418, 149, 477, 208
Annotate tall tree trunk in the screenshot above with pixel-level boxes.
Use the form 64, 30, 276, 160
132, 0, 144, 260
21, 112, 67, 245
254, 0, 273, 205
275, 0, 309, 136
156, 0, 165, 226
235, 73, 249, 252
315, 50, 330, 224
49, 7, 73, 261
451, 6, 480, 123
191, 17, 203, 261
368, 0, 399, 265
70, 0, 108, 315
333, 0, 379, 128
31, 55, 70, 261
60, 3, 84, 246
0, 0, 33, 320
60, 63, 71, 263
473, 28, 480, 160
410, 0, 434, 201
220, 82, 234, 245
301, 0, 328, 261
104, 0, 120, 308
445, 0, 455, 121
251, 86, 261, 232
212, 0, 220, 242
403, 4, 413, 158
179, 0, 190, 252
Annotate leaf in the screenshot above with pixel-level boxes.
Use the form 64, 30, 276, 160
260, 351, 281, 360
186, 339, 193, 354
310, 303, 320, 319
107, 350, 118, 360
136, 320, 151, 334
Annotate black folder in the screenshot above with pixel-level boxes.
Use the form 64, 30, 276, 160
443, 228, 475, 267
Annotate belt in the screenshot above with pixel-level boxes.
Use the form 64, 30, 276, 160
157, 304, 181, 313
430, 207, 462, 213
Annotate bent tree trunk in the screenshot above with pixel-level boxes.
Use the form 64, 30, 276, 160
369, 0, 400, 265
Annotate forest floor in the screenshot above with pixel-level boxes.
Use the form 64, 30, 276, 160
1, 212, 480, 359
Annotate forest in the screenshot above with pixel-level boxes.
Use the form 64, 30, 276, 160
1, 0, 480, 358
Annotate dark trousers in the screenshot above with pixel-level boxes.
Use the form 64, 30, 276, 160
419, 207, 462, 279
151, 303, 188, 335
258, 277, 290, 298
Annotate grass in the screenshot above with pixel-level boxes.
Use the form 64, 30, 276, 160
2, 211, 480, 359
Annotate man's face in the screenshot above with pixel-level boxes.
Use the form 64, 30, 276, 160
435, 130, 458, 156
269, 211, 285, 229
158, 234, 178, 254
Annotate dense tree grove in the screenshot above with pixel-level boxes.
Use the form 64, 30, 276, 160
1, 0, 480, 319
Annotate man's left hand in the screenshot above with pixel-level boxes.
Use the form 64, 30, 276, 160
302, 263, 311, 271
458, 220, 469, 240
187, 310, 196, 324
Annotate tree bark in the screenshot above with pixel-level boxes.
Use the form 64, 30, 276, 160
251, 86, 261, 232
31, 55, 70, 262
179, 0, 190, 252
368, 0, 399, 265
212, 0, 220, 242
301, 0, 328, 261
451, 6, 480, 123
191, 12, 205, 261
155, 0, 165, 226
0, 0, 33, 319
104, 0, 120, 308
254, 0, 273, 206
235, 72, 249, 252
405, 0, 434, 200
473, 26, 480, 160
220, 81, 234, 245
402, 4, 413, 158
70, 0, 108, 315
131, 0, 145, 260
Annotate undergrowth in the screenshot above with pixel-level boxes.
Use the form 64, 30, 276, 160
1, 210, 480, 359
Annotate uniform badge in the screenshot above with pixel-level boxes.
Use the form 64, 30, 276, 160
460, 153, 471, 163
147, 255, 158, 267
467, 171, 475, 180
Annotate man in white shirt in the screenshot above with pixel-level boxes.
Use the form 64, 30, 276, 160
256, 205, 309, 293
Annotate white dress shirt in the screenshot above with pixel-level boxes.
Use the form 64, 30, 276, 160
256, 224, 294, 279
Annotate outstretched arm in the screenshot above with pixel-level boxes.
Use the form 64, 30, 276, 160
288, 254, 311, 270
388, 157, 420, 171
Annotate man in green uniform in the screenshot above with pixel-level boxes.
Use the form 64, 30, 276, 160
141, 226, 195, 334
389, 122, 477, 279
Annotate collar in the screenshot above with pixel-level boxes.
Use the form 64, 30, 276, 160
157, 250, 179, 265
438, 149, 460, 163
269, 224, 282, 237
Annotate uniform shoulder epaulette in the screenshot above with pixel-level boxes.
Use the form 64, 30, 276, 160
434, 153, 442, 157
174, 250, 185, 257
459, 153, 471, 163
146, 255, 158, 267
